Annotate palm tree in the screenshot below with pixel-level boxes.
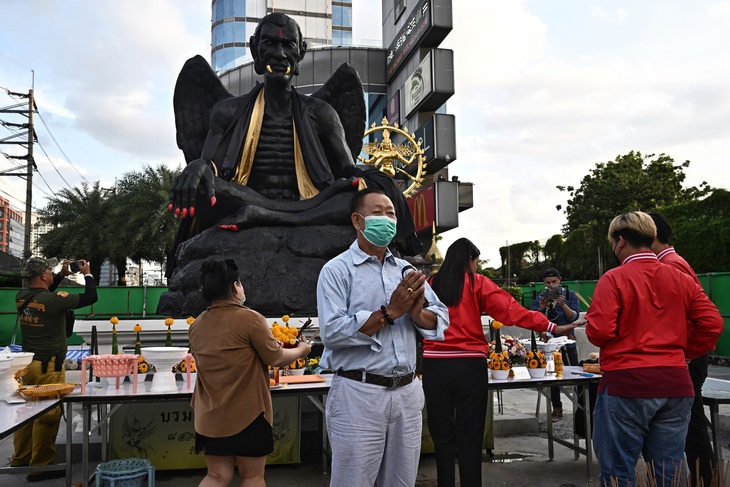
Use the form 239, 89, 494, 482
111, 164, 181, 274
38, 182, 114, 282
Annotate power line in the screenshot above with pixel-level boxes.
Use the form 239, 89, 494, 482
35, 139, 72, 187
35, 110, 89, 184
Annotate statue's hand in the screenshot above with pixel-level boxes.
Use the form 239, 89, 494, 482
168, 159, 217, 218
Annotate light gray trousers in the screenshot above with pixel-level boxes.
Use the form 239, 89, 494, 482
326, 375, 425, 487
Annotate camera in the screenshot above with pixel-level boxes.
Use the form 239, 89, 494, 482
542, 286, 564, 301
69, 260, 83, 273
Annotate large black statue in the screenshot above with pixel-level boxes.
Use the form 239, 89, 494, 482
159, 13, 420, 317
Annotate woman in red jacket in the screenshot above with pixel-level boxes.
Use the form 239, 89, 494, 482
423, 238, 575, 487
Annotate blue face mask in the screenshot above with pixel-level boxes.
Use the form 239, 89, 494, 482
358, 214, 397, 248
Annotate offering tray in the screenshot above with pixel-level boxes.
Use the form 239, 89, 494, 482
278, 374, 326, 384
21, 383, 78, 399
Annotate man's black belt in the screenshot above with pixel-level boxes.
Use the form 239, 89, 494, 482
336, 370, 415, 389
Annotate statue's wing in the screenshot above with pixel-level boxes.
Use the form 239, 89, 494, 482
173, 55, 233, 163
311, 63, 366, 161
361, 142, 379, 155
393, 144, 415, 159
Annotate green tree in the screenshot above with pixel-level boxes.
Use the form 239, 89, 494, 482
476, 259, 499, 279
110, 164, 180, 272
556, 151, 710, 279
499, 240, 541, 283
659, 189, 730, 273
38, 182, 114, 282
557, 151, 709, 233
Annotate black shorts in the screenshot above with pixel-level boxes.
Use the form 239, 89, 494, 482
195, 412, 274, 457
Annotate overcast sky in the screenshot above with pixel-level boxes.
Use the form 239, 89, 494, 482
1, 1, 728, 266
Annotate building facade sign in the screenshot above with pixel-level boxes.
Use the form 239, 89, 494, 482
405, 52, 433, 116
413, 114, 457, 174
386, 0, 431, 81
406, 181, 459, 234
407, 183, 435, 233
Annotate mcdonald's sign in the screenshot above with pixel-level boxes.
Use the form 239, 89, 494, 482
407, 181, 460, 234
407, 184, 435, 233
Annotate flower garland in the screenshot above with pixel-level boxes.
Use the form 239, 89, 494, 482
133, 324, 151, 374
526, 331, 547, 369
270, 315, 298, 348
164, 317, 174, 346
488, 320, 511, 371
174, 316, 197, 374
110, 316, 119, 355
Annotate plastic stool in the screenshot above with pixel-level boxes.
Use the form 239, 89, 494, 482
95, 458, 155, 487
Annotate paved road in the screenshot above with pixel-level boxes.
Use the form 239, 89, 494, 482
3, 366, 729, 486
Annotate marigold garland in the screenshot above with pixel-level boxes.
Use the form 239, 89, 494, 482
110, 317, 119, 354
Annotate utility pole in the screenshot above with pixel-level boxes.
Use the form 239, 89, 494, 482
0, 88, 37, 263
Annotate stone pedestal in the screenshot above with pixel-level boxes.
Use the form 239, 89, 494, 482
158, 224, 356, 317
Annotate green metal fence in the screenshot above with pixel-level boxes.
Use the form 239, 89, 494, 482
521, 272, 730, 357
3, 272, 729, 355
0, 286, 168, 346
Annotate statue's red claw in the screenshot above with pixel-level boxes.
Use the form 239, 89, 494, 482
189, 207, 195, 218
181, 208, 188, 218
175, 208, 181, 217
210, 196, 217, 207
218, 224, 239, 232
167, 203, 173, 211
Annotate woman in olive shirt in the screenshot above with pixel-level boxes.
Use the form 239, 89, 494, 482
189, 258, 311, 487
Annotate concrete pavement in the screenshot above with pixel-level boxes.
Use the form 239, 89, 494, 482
3, 367, 730, 486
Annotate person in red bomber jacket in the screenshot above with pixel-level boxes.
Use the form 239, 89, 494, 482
586, 211, 723, 487
422, 238, 578, 487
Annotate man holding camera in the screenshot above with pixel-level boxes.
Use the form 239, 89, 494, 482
531, 268, 581, 420
13, 257, 97, 482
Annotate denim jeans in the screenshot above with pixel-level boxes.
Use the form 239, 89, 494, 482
593, 387, 692, 487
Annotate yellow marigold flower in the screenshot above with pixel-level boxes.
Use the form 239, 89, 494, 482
288, 338, 297, 346
164, 317, 174, 326
501, 361, 510, 370
282, 315, 290, 323
110, 316, 119, 325
133, 324, 142, 333
492, 320, 503, 329
138, 355, 145, 363
138, 363, 149, 374
186, 316, 195, 325
528, 359, 539, 368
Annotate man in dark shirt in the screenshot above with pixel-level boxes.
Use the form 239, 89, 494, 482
530, 268, 580, 420
13, 257, 97, 482
649, 211, 713, 486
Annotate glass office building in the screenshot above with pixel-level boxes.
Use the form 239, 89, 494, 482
212, 0, 352, 73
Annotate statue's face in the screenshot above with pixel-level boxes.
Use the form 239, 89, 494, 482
258, 21, 301, 85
